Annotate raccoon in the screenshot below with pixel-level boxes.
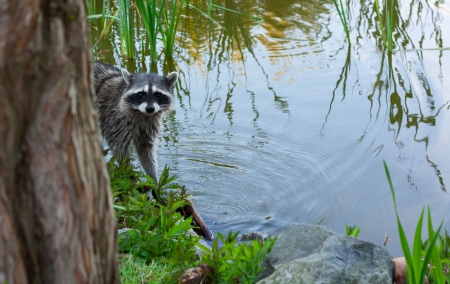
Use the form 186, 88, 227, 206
94, 62, 178, 184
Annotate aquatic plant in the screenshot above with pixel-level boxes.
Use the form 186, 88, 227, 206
160, 0, 184, 59
384, 160, 445, 284
135, 0, 166, 62
374, 0, 395, 52
117, 0, 135, 58
332, 0, 351, 45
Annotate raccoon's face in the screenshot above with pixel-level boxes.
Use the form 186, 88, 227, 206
121, 70, 178, 116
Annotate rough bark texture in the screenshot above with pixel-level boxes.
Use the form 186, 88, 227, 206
0, 0, 119, 283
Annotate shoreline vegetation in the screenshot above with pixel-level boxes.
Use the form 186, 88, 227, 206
109, 156, 276, 283
109, 155, 449, 283
87, 0, 449, 282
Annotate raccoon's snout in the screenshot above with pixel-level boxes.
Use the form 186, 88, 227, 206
146, 105, 155, 114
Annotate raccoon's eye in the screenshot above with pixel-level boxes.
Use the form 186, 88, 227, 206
138, 92, 145, 98
155, 92, 161, 98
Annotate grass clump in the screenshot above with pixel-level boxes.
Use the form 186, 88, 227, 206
384, 160, 447, 284
345, 224, 360, 237
120, 257, 174, 284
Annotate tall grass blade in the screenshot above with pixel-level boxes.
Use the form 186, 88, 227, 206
332, 0, 351, 45
209, 3, 263, 20
185, 3, 225, 30
412, 208, 425, 282
117, 0, 135, 58
426, 205, 446, 283
135, 0, 166, 62
161, 0, 184, 58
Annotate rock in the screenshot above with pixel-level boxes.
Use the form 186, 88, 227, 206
258, 223, 394, 284
238, 231, 269, 242
177, 264, 214, 284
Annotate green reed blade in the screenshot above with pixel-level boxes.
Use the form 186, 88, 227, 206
209, 3, 263, 20
161, 0, 183, 58
427, 206, 446, 284
186, 3, 225, 30
117, 0, 134, 58
135, 0, 166, 62
412, 208, 425, 282
332, 0, 350, 45
374, 0, 386, 47
384, 160, 415, 283
87, 14, 120, 21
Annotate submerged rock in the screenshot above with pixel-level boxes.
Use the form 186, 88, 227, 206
258, 223, 393, 284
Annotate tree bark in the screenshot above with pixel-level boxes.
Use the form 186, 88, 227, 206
0, 0, 119, 283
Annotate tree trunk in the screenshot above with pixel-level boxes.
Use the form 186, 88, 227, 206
0, 0, 119, 283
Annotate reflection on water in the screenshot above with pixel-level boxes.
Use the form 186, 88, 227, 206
90, 0, 450, 256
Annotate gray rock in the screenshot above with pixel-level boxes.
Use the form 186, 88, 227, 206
258, 223, 393, 284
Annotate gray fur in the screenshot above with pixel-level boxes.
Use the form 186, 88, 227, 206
94, 62, 177, 184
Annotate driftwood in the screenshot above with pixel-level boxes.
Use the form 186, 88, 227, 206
180, 198, 214, 241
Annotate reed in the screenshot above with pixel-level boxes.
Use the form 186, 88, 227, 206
135, 0, 166, 62
117, 0, 135, 58
384, 160, 445, 284
332, 0, 351, 45
160, 0, 184, 59
374, 0, 395, 52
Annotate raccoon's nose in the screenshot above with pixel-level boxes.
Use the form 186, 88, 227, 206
145, 105, 155, 113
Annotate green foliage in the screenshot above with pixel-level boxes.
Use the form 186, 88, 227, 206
345, 224, 360, 238
108, 156, 199, 278
332, 0, 351, 45
422, 228, 450, 283
384, 160, 445, 284
199, 231, 277, 284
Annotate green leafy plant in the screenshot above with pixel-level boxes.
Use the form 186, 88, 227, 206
384, 160, 445, 284
332, 0, 351, 45
199, 231, 277, 283
345, 224, 360, 237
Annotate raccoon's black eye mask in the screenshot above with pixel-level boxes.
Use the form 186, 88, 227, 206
126, 92, 146, 105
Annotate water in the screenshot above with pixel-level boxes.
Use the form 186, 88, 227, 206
90, 0, 450, 256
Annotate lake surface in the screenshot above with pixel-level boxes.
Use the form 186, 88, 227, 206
90, 0, 450, 256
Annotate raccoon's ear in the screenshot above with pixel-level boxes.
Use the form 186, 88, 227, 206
121, 68, 131, 85
165, 71, 178, 88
